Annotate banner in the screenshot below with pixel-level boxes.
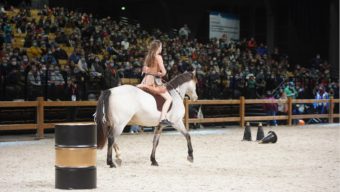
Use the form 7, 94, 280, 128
209, 12, 240, 41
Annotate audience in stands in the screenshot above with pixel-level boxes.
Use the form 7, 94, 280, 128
0, 5, 338, 105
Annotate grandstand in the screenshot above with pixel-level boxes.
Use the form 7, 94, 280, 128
0, 0, 338, 126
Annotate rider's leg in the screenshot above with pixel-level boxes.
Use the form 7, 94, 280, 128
159, 91, 172, 123
136, 84, 145, 88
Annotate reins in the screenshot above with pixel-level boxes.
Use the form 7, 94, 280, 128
164, 80, 183, 99
144, 73, 183, 99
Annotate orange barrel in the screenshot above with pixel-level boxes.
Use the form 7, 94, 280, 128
55, 123, 96, 189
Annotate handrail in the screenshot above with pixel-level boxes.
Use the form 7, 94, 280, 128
0, 97, 339, 138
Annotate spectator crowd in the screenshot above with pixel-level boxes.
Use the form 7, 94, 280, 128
0, 4, 338, 106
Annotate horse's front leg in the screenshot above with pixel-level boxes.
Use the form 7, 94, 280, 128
150, 125, 164, 166
107, 129, 116, 168
177, 121, 194, 163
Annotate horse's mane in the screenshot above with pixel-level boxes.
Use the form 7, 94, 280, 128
166, 72, 194, 91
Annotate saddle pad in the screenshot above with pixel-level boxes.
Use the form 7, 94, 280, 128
139, 86, 172, 112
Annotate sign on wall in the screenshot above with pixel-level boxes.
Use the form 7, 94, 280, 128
209, 12, 240, 41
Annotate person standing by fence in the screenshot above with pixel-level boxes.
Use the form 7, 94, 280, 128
313, 86, 329, 115
263, 91, 278, 126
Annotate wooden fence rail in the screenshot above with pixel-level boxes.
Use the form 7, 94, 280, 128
0, 97, 97, 139
0, 97, 339, 138
184, 96, 339, 130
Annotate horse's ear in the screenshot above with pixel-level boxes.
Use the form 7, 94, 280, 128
192, 69, 196, 77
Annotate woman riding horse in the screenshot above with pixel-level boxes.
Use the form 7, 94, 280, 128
95, 70, 198, 167
137, 40, 173, 127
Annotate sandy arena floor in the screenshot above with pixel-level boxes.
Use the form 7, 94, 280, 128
0, 124, 339, 192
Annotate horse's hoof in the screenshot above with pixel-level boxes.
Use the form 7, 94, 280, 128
151, 161, 159, 166
187, 156, 194, 163
115, 159, 122, 166
107, 161, 116, 168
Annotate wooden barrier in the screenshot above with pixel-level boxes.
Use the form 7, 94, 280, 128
0, 97, 97, 139
184, 97, 339, 129
0, 97, 339, 138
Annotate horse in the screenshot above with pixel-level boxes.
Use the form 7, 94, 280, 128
94, 71, 198, 168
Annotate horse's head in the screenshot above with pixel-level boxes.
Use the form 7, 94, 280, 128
184, 70, 198, 101
166, 70, 198, 101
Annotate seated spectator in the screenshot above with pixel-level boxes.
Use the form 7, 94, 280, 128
246, 74, 256, 99
0, 5, 6, 14
27, 41, 43, 58
92, 56, 104, 76
256, 43, 267, 56
55, 31, 70, 46
41, 49, 57, 65
178, 24, 191, 39
5, 65, 24, 100
3, 23, 12, 44
77, 55, 89, 73
0, 30, 4, 47
271, 47, 281, 62
69, 50, 81, 65
123, 61, 133, 78
256, 70, 266, 97
311, 53, 323, 69
247, 37, 256, 50
52, 45, 68, 60
24, 32, 34, 48
104, 61, 120, 89
50, 65, 65, 100
27, 64, 42, 100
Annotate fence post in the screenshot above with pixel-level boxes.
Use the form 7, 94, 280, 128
36, 97, 44, 139
240, 96, 245, 127
184, 98, 189, 130
287, 97, 293, 126
329, 97, 334, 123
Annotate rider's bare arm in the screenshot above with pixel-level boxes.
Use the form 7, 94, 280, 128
142, 65, 149, 74
156, 55, 166, 77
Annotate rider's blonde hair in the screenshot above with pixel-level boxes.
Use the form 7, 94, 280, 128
144, 40, 162, 68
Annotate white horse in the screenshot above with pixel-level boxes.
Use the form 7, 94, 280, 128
95, 71, 198, 167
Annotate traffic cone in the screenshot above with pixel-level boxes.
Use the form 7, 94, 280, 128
256, 122, 264, 141
259, 131, 278, 144
242, 122, 252, 141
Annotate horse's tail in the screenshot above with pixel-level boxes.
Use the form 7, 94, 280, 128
95, 89, 113, 149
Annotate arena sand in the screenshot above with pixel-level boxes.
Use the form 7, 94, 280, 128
0, 124, 339, 192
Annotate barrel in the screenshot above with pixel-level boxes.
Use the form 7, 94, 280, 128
55, 123, 97, 189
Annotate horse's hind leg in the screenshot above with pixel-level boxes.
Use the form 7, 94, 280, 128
150, 125, 164, 166
176, 121, 194, 163
107, 128, 116, 168
113, 143, 122, 166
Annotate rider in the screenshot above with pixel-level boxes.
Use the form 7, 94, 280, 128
137, 40, 173, 127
